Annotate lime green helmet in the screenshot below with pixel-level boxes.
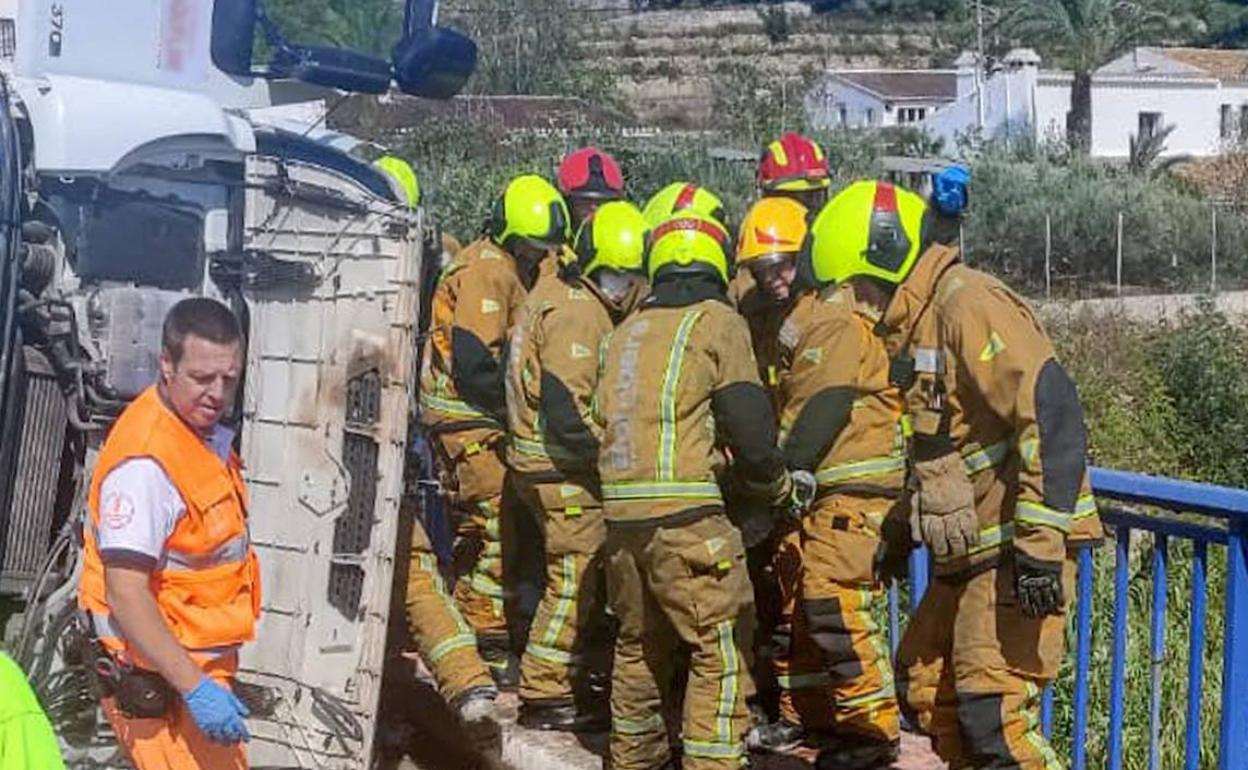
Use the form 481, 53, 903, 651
647, 210, 732, 286
574, 200, 649, 278
642, 182, 727, 229
375, 155, 421, 208
489, 175, 571, 251
805, 180, 929, 287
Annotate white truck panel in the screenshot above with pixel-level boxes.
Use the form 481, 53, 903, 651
236, 155, 421, 769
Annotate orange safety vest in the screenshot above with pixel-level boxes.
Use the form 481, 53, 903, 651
78, 386, 261, 666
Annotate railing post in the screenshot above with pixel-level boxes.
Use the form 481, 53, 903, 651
908, 547, 930, 611
1219, 520, 1248, 770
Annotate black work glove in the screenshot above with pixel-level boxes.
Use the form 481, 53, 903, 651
1015, 552, 1064, 618
874, 508, 915, 583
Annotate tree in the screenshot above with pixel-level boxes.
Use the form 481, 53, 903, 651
1005, 0, 1191, 153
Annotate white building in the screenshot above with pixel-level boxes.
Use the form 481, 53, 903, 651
805, 69, 957, 130
806, 47, 1248, 159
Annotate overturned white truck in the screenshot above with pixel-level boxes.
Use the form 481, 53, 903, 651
0, 1, 473, 767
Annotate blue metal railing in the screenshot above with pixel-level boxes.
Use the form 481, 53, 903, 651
888, 467, 1248, 770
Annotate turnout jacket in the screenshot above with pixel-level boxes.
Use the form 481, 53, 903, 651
596, 280, 787, 525
779, 283, 906, 501
879, 245, 1103, 578
506, 271, 615, 480
420, 237, 531, 431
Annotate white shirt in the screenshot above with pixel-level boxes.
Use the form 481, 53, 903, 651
96, 425, 236, 567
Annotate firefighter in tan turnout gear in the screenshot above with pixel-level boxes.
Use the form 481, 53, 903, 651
810, 179, 1103, 770
506, 201, 651, 731
726, 197, 838, 753
596, 209, 807, 770
420, 174, 571, 685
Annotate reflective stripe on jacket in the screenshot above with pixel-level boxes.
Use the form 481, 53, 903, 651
779, 283, 906, 498
881, 245, 1103, 577
506, 272, 613, 478
597, 297, 769, 524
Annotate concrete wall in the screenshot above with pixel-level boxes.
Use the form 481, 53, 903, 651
1089, 79, 1221, 158
1039, 290, 1248, 325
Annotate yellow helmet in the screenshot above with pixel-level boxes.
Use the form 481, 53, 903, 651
490, 175, 571, 251
574, 201, 649, 278
737, 197, 809, 268
647, 210, 732, 286
805, 180, 928, 287
642, 182, 727, 228
374, 155, 421, 208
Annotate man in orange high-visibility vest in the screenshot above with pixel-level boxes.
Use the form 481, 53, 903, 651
78, 297, 260, 769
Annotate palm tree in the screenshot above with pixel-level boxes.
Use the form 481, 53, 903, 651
1005, 0, 1190, 154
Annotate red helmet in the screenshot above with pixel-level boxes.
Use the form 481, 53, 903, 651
757, 132, 831, 192
557, 147, 625, 200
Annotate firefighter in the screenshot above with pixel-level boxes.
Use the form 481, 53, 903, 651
506, 200, 651, 731
420, 174, 572, 687
596, 209, 808, 770
758, 205, 922, 768
728, 197, 841, 753
557, 146, 627, 227
808, 179, 1103, 770
404, 518, 500, 726
375, 155, 422, 209
755, 132, 832, 212
78, 298, 259, 769
641, 181, 728, 229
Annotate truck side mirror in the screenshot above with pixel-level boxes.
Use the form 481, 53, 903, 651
211, 0, 258, 78
391, 27, 477, 99
270, 46, 393, 95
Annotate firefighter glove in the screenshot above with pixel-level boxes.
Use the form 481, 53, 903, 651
788, 470, 818, 519
1015, 553, 1064, 618
874, 508, 914, 582
184, 677, 251, 745
911, 452, 979, 559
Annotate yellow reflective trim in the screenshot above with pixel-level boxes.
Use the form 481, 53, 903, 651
419, 554, 474, 636
839, 683, 896, 709
470, 573, 505, 598
658, 311, 704, 481
602, 481, 722, 501
815, 454, 905, 486
683, 739, 745, 759
962, 440, 1010, 475
968, 522, 1015, 556
714, 620, 740, 746
511, 436, 579, 463
420, 391, 490, 420
1015, 500, 1073, 534
429, 634, 478, 663
1074, 494, 1098, 520
541, 555, 579, 648
614, 713, 664, 735
524, 640, 573, 665
768, 140, 788, 167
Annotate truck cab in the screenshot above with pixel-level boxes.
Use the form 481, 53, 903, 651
0, 2, 474, 767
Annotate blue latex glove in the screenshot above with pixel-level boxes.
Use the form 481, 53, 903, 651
183, 677, 251, 745
931, 164, 970, 218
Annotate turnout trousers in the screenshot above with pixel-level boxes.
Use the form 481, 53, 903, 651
430, 427, 509, 640
102, 654, 246, 770
762, 519, 836, 731
405, 519, 493, 701
799, 493, 901, 744
896, 555, 1076, 770
606, 514, 753, 770
516, 476, 607, 704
